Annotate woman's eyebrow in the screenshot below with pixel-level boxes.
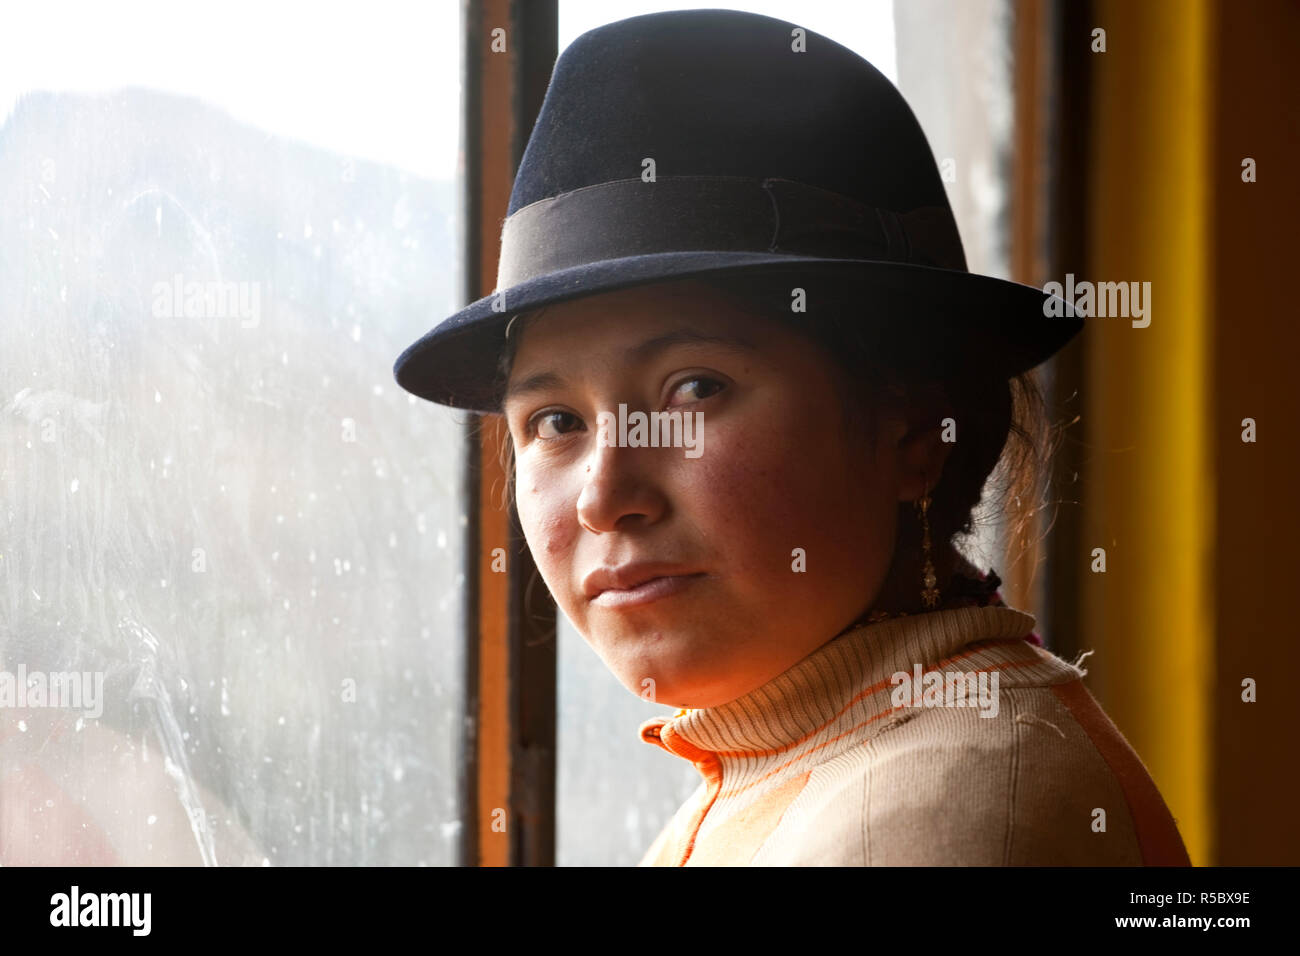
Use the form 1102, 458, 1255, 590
504, 328, 758, 405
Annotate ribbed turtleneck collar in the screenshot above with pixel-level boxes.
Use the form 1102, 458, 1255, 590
637, 604, 1086, 842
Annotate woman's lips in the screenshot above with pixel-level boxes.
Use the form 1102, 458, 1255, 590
589, 572, 707, 608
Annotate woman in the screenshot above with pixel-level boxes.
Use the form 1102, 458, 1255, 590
394, 9, 1190, 866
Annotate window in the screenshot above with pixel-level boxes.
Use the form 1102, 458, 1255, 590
0, 1, 465, 865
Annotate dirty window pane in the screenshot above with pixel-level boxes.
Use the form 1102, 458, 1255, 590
0, 2, 464, 865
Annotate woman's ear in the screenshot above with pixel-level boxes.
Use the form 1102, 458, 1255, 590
892, 387, 956, 502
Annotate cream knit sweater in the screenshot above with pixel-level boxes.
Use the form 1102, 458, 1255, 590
636, 604, 1190, 866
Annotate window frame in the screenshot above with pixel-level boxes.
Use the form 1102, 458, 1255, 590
460, 0, 559, 868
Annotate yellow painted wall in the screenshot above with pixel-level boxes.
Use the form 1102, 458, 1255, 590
1083, 0, 1300, 865
1083, 0, 1213, 864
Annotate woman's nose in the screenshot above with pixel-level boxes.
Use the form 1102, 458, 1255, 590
574, 439, 668, 534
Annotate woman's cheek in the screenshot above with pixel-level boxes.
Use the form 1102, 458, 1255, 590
678, 416, 810, 568
516, 464, 579, 566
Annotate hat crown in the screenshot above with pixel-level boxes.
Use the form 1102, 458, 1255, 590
392, 8, 1082, 411
509, 8, 958, 241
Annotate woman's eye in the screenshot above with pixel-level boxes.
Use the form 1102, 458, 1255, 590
523, 379, 722, 440
529, 410, 583, 440
668, 376, 726, 406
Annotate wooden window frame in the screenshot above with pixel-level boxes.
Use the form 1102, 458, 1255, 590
459, 0, 558, 868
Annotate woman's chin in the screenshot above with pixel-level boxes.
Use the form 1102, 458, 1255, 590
599, 635, 725, 703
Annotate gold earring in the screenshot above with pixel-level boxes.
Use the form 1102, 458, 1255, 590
917, 491, 940, 609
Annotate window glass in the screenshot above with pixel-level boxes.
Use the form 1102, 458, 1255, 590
0, 0, 465, 865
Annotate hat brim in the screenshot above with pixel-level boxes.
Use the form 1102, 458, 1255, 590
393, 252, 1082, 412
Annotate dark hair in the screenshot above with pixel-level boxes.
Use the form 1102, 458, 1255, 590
488, 279, 1058, 568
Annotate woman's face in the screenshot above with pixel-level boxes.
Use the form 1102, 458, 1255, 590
503, 280, 922, 709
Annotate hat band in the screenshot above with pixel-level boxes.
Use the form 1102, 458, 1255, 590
495, 175, 966, 289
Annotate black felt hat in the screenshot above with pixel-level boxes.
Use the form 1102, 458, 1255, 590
393, 8, 1080, 412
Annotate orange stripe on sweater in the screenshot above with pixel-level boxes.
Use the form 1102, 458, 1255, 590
673, 756, 723, 866
1050, 679, 1192, 866
683, 769, 813, 866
